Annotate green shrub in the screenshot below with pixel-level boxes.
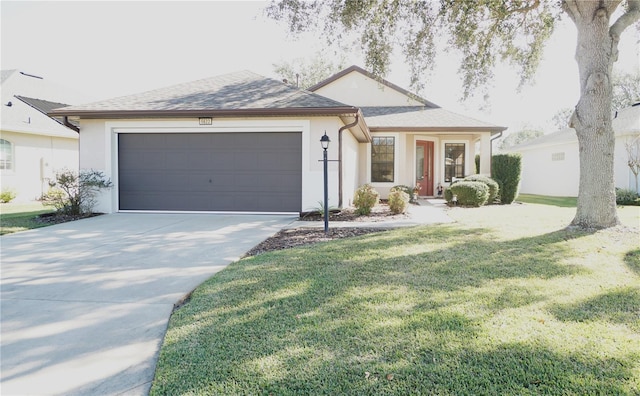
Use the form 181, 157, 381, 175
475, 154, 480, 174
616, 188, 640, 206
491, 153, 522, 204
464, 175, 500, 204
42, 169, 112, 215
388, 188, 410, 214
444, 187, 453, 203
353, 184, 380, 215
0, 189, 16, 203
449, 181, 489, 207
392, 185, 416, 203
444, 178, 462, 204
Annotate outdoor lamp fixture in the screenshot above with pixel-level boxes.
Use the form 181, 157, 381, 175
320, 132, 331, 234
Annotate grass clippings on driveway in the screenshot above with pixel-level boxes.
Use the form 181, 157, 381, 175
152, 204, 640, 395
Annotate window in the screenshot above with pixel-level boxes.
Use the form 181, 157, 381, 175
371, 137, 395, 182
444, 143, 465, 182
0, 139, 13, 171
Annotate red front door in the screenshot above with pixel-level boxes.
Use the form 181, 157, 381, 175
416, 141, 434, 196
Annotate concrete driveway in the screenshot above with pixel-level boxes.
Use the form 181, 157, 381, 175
1, 213, 295, 395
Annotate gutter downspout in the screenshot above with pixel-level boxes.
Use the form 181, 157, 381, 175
63, 116, 80, 133
338, 114, 360, 208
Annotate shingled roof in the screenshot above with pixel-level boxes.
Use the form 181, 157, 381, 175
362, 106, 506, 133
14, 95, 79, 131
51, 70, 359, 118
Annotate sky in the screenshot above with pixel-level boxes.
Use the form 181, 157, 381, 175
2, 1, 639, 135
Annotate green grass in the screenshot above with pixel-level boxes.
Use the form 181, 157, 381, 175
517, 194, 578, 207
0, 202, 54, 235
151, 204, 640, 395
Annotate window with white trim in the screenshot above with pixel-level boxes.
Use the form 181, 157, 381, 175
444, 143, 465, 182
0, 139, 13, 171
371, 137, 395, 182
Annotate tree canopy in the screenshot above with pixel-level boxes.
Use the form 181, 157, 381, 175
267, 0, 558, 98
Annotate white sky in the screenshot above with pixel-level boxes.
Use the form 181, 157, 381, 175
2, 1, 639, 135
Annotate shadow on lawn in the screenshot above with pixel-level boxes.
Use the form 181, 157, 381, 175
150, 224, 636, 395
625, 248, 640, 275
550, 286, 640, 332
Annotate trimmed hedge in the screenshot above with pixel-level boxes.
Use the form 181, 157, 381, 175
475, 154, 480, 174
491, 153, 522, 204
448, 181, 489, 207
464, 175, 499, 204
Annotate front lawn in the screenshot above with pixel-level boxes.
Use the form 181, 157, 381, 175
0, 202, 54, 235
151, 204, 640, 395
517, 194, 577, 207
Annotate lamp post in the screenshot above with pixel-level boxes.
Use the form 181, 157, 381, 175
320, 132, 330, 234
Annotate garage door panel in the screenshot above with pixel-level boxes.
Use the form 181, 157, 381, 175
118, 133, 301, 212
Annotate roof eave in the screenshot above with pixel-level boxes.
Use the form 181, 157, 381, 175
369, 126, 507, 134
339, 110, 372, 143
48, 107, 360, 119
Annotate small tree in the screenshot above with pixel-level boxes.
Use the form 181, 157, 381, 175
43, 169, 112, 215
626, 136, 640, 193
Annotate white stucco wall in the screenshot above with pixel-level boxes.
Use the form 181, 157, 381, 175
517, 142, 580, 197
513, 133, 639, 197
0, 130, 78, 201
78, 116, 363, 214
312, 71, 424, 107
341, 127, 361, 208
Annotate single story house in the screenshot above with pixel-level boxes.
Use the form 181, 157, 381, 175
508, 102, 640, 197
1, 70, 80, 201
50, 65, 505, 214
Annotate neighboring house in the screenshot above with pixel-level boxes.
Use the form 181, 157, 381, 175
508, 102, 640, 197
50, 65, 505, 214
1, 70, 80, 201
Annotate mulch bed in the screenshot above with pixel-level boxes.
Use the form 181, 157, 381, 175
35, 212, 102, 225
245, 227, 390, 256
245, 203, 405, 256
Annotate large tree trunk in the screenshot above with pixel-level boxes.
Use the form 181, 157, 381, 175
567, 1, 622, 228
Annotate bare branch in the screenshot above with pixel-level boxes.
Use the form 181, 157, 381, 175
610, 0, 640, 39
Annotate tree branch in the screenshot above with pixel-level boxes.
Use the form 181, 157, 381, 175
610, 0, 640, 39
562, 0, 582, 23
508, 0, 540, 14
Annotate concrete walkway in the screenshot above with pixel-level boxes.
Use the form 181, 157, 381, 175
0, 213, 295, 396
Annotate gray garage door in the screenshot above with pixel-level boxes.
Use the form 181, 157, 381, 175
118, 132, 302, 212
